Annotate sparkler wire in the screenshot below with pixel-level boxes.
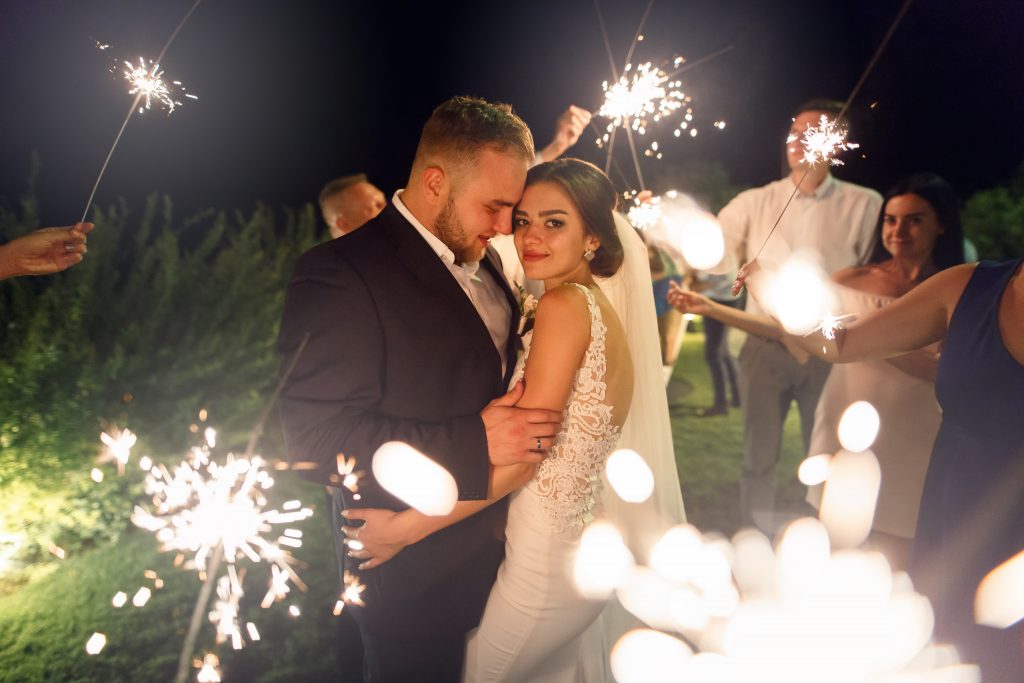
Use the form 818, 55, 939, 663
751, 0, 914, 261
622, 0, 656, 73
171, 332, 310, 683
78, 0, 204, 224
592, 0, 620, 81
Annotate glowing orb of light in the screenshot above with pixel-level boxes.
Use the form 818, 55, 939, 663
798, 453, 832, 486
611, 629, 693, 683
731, 528, 776, 597
573, 521, 634, 599
819, 449, 881, 548
649, 524, 703, 583
680, 652, 738, 682
776, 517, 831, 600
655, 205, 725, 271
111, 591, 127, 608
371, 441, 458, 516
85, 632, 107, 655
616, 566, 680, 631
837, 401, 880, 452
606, 449, 655, 503
762, 253, 838, 336
976, 549, 1024, 628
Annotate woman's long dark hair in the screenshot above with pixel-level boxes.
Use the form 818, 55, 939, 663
868, 172, 966, 271
522, 158, 623, 277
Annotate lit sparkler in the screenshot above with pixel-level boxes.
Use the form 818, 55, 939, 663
788, 114, 860, 167
119, 57, 197, 115
99, 426, 137, 474
597, 61, 688, 142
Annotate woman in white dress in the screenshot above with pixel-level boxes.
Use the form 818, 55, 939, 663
345, 159, 652, 681
669, 173, 965, 566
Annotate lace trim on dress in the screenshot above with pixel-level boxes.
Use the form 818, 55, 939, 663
511, 283, 621, 532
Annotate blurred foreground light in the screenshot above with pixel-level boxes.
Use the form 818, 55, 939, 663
762, 252, 838, 336
611, 629, 692, 683
655, 205, 725, 271
649, 524, 703, 583
574, 521, 634, 599
112, 591, 127, 607
837, 401, 880, 452
616, 566, 680, 630
798, 453, 832, 486
132, 586, 152, 607
90, 468, 104, 483
606, 449, 655, 503
777, 518, 830, 599
731, 528, 776, 596
245, 622, 260, 641
680, 652, 738, 682
975, 549, 1024, 628
372, 441, 458, 516
85, 632, 106, 655
819, 449, 881, 548
197, 653, 221, 682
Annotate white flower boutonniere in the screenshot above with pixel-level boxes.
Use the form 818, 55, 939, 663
516, 284, 539, 336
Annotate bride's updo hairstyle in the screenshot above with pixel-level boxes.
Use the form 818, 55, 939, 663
524, 158, 624, 277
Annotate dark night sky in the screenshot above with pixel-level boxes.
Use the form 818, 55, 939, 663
2, 0, 1023, 227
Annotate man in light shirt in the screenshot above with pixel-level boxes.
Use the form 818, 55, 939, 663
717, 99, 882, 531
319, 173, 388, 238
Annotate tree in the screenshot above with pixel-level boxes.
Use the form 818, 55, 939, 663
962, 162, 1024, 261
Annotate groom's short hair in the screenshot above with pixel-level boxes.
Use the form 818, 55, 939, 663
412, 96, 534, 189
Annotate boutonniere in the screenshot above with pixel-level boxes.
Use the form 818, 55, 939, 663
516, 284, 539, 336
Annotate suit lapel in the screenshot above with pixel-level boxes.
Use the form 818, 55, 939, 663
481, 246, 521, 388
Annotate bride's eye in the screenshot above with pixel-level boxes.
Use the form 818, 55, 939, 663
545, 219, 564, 229
513, 217, 529, 229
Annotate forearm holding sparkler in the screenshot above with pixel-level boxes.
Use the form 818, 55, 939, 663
535, 105, 592, 164
0, 223, 93, 280
667, 282, 783, 340
771, 264, 974, 364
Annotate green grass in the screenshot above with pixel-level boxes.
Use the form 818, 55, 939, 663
0, 328, 812, 681
670, 327, 810, 536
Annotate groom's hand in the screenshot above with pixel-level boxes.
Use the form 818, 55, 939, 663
481, 381, 562, 467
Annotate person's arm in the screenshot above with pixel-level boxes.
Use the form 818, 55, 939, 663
769, 263, 976, 363
277, 248, 560, 506
0, 223, 93, 280
534, 105, 592, 164
884, 348, 940, 381
667, 281, 783, 340
343, 284, 592, 567
342, 461, 535, 569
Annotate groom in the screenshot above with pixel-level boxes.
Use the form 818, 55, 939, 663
277, 96, 562, 682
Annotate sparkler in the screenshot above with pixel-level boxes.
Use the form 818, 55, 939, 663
748, 0, 915, 264
591, 0, 730, 190
78, 0, 204, 224
119, 58, 197, 115
787, 115, 860, 167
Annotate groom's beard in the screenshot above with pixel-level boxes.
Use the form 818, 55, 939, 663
434, 197, 478, 265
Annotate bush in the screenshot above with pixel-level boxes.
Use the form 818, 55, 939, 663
963, 162, 1024, 261
0, 167, 320, 565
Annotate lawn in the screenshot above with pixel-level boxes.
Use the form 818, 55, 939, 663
0, 328, 812, 681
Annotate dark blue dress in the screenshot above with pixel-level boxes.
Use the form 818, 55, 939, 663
911, 259, 1024, 681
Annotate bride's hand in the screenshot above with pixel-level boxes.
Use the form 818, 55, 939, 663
667, 282, 712, 315
341, 508, 417, 570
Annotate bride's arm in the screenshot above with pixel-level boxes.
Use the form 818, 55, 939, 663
344, 285, 592, 568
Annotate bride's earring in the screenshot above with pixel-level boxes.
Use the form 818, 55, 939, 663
583, 248, 595, 262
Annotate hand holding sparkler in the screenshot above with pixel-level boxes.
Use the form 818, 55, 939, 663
0, 222, 93, 280
666, 282, 712, 316
537, 105, 592, 162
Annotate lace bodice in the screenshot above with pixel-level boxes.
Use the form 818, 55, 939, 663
511, 283, 621, 532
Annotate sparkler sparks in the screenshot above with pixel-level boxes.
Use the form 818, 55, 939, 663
788, 114, 860, 167
99, 426, 137, 474
118, 58, 196, 114
122, 425, 313, 654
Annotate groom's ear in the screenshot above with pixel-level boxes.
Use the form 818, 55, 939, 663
421, 166, 447, 207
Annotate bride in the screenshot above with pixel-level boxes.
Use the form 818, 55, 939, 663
345, 158, 683, 681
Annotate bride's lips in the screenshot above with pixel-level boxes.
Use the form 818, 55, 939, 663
521, 251, 547, 262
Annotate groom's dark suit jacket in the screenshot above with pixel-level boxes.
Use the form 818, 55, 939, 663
277, 203, 520, 639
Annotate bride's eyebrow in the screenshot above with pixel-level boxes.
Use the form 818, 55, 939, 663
538, 209, 569, 217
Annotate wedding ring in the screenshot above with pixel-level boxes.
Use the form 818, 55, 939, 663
535, 438, 542, 450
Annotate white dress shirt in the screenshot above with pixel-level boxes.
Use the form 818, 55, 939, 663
392, 191, 513, 374
716, 174, 882, 315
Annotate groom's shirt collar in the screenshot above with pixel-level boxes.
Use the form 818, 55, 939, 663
392, 190, 479, 277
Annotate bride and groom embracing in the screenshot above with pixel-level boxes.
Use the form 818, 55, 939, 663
278, 96, 684, 682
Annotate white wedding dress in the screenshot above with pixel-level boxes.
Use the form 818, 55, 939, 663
464, 284, 626, 682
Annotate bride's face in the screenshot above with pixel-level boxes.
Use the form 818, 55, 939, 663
513, 181, 599, 285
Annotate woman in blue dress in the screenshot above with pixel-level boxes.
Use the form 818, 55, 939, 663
758, 256, 1024, 680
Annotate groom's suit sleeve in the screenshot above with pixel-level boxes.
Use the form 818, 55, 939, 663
277, 245, 490, 507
